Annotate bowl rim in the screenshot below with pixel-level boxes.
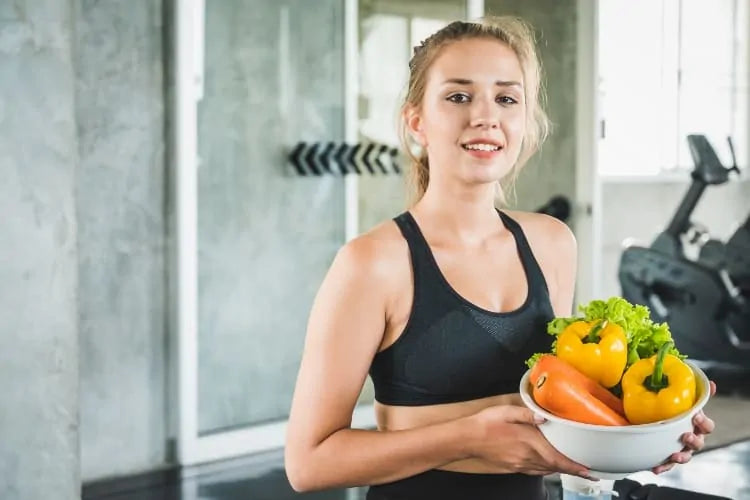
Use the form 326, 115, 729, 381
519, 360, 710, 432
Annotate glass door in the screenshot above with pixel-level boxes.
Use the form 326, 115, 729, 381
173, 0, 355, 465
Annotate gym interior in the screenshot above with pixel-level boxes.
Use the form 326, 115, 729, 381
3, 1, 750, 499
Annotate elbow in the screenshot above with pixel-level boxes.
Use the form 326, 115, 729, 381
284, 447, 318, 492
285, 466, 310, 493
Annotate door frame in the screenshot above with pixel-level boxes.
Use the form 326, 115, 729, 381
170, 0, 375, 466
574, 0, 602, 304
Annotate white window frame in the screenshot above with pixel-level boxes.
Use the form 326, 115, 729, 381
575, 0, 602, 302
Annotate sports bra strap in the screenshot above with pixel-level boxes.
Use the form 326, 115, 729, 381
496, 210, 550, 296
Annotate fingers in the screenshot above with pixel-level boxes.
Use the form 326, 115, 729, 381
670, 449, 693, 464
554, 456, 591, 478
535, 442, 590, 478
709, 380, 717, 397
653, 429, 706, 476
692, 411, 715, 435
651, 408, 716, 477
498, 405, 546, 425
652, 462, 676, 474
681, 432, 705, 452
652, 447, 694, 475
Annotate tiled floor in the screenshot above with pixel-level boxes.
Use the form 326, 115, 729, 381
83, 439, 749, 500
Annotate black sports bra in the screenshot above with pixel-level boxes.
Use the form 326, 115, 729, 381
368, 210, 555, 406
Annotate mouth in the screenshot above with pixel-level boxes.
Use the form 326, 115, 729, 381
461, 141, 503, 153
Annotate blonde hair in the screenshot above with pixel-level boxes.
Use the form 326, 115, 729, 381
399, 17, 550, 205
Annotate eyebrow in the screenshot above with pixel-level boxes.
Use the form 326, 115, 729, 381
442, 78, 523, 88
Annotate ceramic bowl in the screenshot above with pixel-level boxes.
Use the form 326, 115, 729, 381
518, 361, 711, 480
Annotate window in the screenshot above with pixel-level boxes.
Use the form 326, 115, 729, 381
598, 0, 747, 176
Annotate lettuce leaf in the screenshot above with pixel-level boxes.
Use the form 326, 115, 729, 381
525, 352, 543, 369
524, 296, 684, 368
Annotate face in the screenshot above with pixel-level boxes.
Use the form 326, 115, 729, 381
406, 38, 526, 188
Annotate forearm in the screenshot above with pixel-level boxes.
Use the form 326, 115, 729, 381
287, 415, 478, 491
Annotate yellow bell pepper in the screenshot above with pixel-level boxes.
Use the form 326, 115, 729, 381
622, 342, 696, 425
555, 320, 628, 388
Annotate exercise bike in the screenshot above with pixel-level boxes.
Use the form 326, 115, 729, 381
617, 134, 750, 387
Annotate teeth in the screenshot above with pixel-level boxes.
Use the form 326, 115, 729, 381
463, 143, 500, 151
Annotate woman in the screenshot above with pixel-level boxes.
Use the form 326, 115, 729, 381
285, 17, 715, 499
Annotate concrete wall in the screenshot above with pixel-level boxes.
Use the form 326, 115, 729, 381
485, 0, 578, 213
0, 1, 80, 499
74, 0, 350, 476
74, 0, 167, 481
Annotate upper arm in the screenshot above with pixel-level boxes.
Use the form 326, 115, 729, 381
546, 218, 578, 317
286, 236, 390, 456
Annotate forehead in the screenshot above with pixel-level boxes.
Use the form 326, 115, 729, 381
427, 37, 524, 86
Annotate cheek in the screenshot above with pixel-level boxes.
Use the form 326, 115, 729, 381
505, 112, 527, 146
423, 104, 464, 141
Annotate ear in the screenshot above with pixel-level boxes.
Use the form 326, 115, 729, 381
403, 104, 427, 147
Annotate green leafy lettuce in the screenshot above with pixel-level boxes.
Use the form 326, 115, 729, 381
525, 296, 684, 369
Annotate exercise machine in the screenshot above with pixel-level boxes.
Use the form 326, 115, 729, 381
618, 135, 750, 382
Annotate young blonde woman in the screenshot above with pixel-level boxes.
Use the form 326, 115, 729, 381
285, 17, 715, 500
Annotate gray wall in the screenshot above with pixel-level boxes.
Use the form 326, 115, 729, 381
485, 0, 578, 213
74, 0, 349, 478
600, 179, 750, 298
75, 0, 167, 481
0, 1, 80, 499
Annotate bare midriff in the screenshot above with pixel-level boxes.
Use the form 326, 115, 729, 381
374, 393, 523, 473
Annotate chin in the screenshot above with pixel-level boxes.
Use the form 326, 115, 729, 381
463, 163, 513, 185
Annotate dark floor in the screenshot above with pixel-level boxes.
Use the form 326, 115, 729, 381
83, 439, 749, 500
82, 377, 750, 500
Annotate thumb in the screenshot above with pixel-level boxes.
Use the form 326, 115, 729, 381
499, 405, 546, 425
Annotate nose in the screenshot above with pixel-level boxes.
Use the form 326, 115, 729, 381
469, 99, 500, 129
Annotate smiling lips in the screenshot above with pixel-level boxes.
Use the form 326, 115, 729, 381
461, 139, 503, 158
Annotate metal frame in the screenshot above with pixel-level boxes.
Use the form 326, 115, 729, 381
172, 0, 375, 466
574, 0, 601, 303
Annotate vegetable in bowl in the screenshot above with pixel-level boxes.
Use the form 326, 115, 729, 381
525, 296, 697, 426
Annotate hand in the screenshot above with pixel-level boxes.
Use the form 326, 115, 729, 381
652, 380, 717, 474
471, 405, 593, 479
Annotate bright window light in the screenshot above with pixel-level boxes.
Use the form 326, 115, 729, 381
598, 0, 747, 176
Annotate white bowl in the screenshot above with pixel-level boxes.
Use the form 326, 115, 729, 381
519, 360, 711, 480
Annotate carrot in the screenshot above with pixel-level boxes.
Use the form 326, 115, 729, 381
532, 371, 630, 426
530, 354, 625, 417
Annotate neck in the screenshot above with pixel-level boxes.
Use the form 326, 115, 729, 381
413, 180, 505, 245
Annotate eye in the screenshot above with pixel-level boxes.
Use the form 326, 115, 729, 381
497, 95, 519, 105
447, 93, 470, 104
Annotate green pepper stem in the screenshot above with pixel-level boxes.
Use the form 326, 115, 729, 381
645, 341, 673, 391
585, 320, 607, 343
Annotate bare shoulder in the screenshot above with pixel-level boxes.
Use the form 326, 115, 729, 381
502, 209, 576, 256
334, 218, 409, 285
